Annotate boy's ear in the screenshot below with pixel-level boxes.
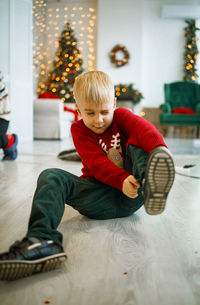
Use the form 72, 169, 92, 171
75, 103, 81, 116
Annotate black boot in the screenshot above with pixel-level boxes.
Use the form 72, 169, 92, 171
0, 237, 67, 281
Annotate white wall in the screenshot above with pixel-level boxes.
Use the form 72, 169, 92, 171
141, 1, 185, 107
97, 0, 200, 110
0, 1, 10, 78
97, 0, 143, 87
0, 0, 33, 142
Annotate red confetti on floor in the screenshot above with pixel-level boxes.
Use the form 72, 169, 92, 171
124, 272, 128, 275
44, 301, 51, 304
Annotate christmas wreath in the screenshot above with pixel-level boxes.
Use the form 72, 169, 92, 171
110, 44, 130, 67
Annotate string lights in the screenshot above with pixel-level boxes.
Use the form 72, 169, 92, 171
115, 84, 143, 105
183, 19, 199, 82
32, 0, 97, 97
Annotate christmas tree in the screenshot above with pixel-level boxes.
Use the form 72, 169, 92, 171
45, 21, 84, 103
183, 19, 199, 82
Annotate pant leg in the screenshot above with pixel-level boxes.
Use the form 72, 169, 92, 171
120, 144, 148, 211
124, 144, 148, 184
0, 119, 9, 148
0, 135, 8, 149
27, 146, 149, 246
27, 168, 125, 246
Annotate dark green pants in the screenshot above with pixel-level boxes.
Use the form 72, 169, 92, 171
27, 145, 148, 246
0, 118, 9, 148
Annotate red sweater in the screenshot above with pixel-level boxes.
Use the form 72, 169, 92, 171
71, 107, 167, 191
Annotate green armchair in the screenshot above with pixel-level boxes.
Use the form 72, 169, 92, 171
159, 81, 200, 127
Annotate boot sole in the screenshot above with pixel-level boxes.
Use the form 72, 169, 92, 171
0, 253, 67, 281
144, 149, 175, 215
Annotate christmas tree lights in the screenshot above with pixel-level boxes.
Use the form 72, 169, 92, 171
45, 22, 84, 103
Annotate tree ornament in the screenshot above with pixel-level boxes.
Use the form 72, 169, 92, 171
110, 44, 130, 68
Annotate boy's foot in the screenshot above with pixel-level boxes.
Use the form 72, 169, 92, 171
57, 149, 81, 161
3, 134, 18, 160
0, 237, 67, 281
143, 148, 175, 215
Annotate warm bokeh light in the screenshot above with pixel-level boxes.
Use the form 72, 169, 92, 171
32, 0, 97, 93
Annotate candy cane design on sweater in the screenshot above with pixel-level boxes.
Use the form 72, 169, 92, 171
99, 133, 124, 168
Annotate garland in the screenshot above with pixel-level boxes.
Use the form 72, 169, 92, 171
110, 44, 130, 68
183, 19, 199, 82
115, 84, 143, 105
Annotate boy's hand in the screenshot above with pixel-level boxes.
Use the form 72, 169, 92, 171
122, 175, 140, 198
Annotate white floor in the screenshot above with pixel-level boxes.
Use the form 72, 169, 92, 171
9, 136, 200, 156
0, 138, 200, 305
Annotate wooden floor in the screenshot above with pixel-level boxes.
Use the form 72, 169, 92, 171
0, 139, 200, 305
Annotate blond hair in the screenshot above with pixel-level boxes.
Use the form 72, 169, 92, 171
73, 71, 114, 105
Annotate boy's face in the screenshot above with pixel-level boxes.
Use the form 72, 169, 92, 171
76, 98, 116, 134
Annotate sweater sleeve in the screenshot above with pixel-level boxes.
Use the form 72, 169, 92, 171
115, 108, 167, 152
71, 121, 130, 190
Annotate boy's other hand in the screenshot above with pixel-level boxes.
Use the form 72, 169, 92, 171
122, 175, 140, 198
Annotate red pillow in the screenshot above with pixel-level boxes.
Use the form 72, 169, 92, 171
172, 107, 196, 114
38, 91, 59, 99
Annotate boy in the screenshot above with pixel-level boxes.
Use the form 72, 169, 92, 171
0, 71, 175, 281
